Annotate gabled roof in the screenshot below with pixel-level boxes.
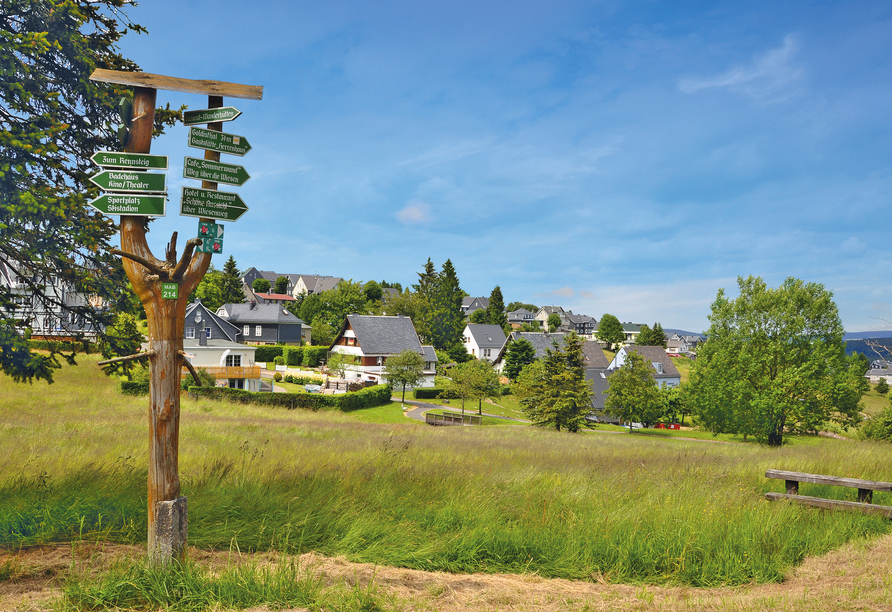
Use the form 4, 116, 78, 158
298, 275, 343, 293
462, 296, 489, 310
334, 314, 423, 356
465, 324, 507, 349
498, 331, 568, 361
421, 345, 438, 364
217, 302, 305, 325
585, 367, 612, 410
581, 341, 609, 368
622, 322, 643, 333
566, 312, 596, 324
614, 345, 681, 379
507, 308, 535, 321
185, 301, 240, 342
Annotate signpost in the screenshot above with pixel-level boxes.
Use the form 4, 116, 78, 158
89, 170, 167, 193
183, 106, 241, 125
91, 150, 168, 170
88, 68, 262, 566
183, 157, 250, 186
180, 187, 247, 221
89, 193, 166, 216
187, 127, 252, 156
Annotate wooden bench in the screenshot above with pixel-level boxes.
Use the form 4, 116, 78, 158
425, 411, 483, 426
765, 469, 892, 518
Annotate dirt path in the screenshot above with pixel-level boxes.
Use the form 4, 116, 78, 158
2, 534, 892, 611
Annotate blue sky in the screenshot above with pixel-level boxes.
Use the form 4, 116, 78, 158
115, 0, 892, 333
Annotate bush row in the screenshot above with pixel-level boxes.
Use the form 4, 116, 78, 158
120, 380, 149, 395
414, 386, 512, 400
29, 339, 95, 353
283, 375, 323, 385
254, 345, 329, 367
188, 383, 392, 412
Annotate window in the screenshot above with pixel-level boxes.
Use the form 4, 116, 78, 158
205, 327, 211, 339
255, 325, 262, 337
228, 378, 245, 389
226, 354, 241, 367
243, 325, 249, 336
185, 327, 195, 339
377, 356, 383, 366
483, 348, 491, 357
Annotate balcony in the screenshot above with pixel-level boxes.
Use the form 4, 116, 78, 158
180, 365, 262, 380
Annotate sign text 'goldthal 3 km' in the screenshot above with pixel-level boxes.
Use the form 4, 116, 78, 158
187, 127, 251, 156
180, 186, 248, 222
183, 157, 250, 187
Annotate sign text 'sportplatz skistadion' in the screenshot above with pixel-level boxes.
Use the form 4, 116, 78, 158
89, 193, 166, 216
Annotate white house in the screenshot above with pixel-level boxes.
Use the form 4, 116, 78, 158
329, 314, 437, 387
183, 302, 261, 391
608, 345, 681, 388
463, 324, 507, 360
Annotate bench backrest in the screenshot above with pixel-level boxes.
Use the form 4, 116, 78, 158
766, 469, 892, 492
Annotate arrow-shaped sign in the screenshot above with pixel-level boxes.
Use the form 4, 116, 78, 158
180, 186, 247, 222
183, 157, 250, 186
89, 193, 166, 216
183, 106, 241, 126
91, 150, 168, 170
187, 127, 251, 156
90, 170, 167, 193
199, 220, 224, 239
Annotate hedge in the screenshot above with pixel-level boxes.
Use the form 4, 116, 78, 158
188, 383, 393, 412
283, 346, 302, 366
303, 346, 327, 367
120, 380, 149, 395
254, 345, 284, 362
414, 388, 444, 399
29, 339, 95, 353
283, 375, 324, 385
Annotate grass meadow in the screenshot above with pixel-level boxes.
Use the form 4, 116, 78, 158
2, 354, 892, 598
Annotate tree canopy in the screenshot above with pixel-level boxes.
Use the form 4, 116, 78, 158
636, 322, 667, 348
603, 350, 662, 431
0, 0, 179, 382
503, 337, 536, 380
485, 286, 507, 328
686, 276, 863, 446
515, 334, 594, 432
384, 349, 425, 403
447, 359, 500, 414
596, 314, 624, 350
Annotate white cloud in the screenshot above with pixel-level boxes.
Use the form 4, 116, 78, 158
396, 202, 431, 225
678, 35, 803, 101
553, 286, 575, 297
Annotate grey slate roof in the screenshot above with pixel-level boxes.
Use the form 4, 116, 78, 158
618, 345, 681, 379
299, 274, 343, 294
421, 345, 438, 364
585, 368, 612, 411
502, 331, 568, 360
581, 341, 609, 368
185, 301, 240, 342
217, 303, 306, 325
466, 324, 507, 349
339, 314, 423, 356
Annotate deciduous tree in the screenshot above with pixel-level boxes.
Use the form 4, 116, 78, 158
596, 314, 624, 350
686, 276, 863, 446
384, 349, 425, 404
603, 351, 661, 431
274, 276, 289, 295
252, 278, 271, 294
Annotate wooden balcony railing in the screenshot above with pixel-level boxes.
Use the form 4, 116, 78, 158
180, 365, 262, 380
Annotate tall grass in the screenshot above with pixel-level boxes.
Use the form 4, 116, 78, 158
2, 355, 891, 587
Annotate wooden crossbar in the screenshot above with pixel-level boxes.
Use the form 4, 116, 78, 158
765, 493, 892, 519
765, 470, 892, 491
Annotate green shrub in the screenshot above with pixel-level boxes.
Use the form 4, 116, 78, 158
414, 388, 444, 399
274, 356, 284, 365
501, 385, 512, 396
188, 383, 392, 412
440, 387, 461, 399
254, 345, 284, 362
180, 367, 216, 391
283, 346, 303, 366
284, 375, 294, 383
303, 346, 327, 367
273, 372, 283, 382
29, 338, 95, 353
120, 380, 149, 395
860, 405, 892, 441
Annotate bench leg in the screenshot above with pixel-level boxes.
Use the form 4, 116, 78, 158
785, 480, 799, 495
858, 488, 873, 504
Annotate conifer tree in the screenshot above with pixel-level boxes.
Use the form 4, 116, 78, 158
486, 285, 507, 328
430, 259, 464, 349
219, 256, 246, 305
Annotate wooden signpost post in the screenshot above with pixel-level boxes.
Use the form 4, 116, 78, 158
89, 69, 262, 564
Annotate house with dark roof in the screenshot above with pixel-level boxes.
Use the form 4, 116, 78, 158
585, 368, 619, 424
294, 274, 343, 296
608, 345, 681, 388
240, 268, 344, 300
329, 314, 437, 386
507, 308, 536, 328
622, 322, 643, 345
462, 324, 507, 360
565, 312, 597, 337
461, 296, 489, 316
183, 301, 261, 391
216, 302, 308, 345
252, 292, 296, 306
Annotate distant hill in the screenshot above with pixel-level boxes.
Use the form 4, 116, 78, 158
663, 328, 704, 338
846, 338, 892, 358
844, 331, 892, 341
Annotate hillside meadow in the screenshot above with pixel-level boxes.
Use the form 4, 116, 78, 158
2, 353, 892, 608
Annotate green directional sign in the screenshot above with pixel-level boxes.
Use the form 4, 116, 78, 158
89, 193, 166, 216
180, 187, 248, 222
187, 127, 251, 156
183, 157, 250, 186
183, 106, 241, 126
91, 150, 168, 170
89, 170, 167, 193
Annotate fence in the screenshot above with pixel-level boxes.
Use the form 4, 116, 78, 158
425, 411, 483, 426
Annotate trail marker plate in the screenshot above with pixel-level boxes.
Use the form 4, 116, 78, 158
183, 157, 250, 186
89, 193, 166, 216
183, 106, 242, 125
161, 283, 178, 299
180, 187, 247, 222
187, 127, 251, 156
90, 170, 167, 193
91, 150, 168, 170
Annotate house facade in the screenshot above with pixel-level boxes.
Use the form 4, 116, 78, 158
183, 302, 261, 390
507, 308, 536, 328
608, 345, 681, 388
461, 296, 489, 316
215, 301, 308, 345
462, 324, 507, 360
329, 314, 437, 387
